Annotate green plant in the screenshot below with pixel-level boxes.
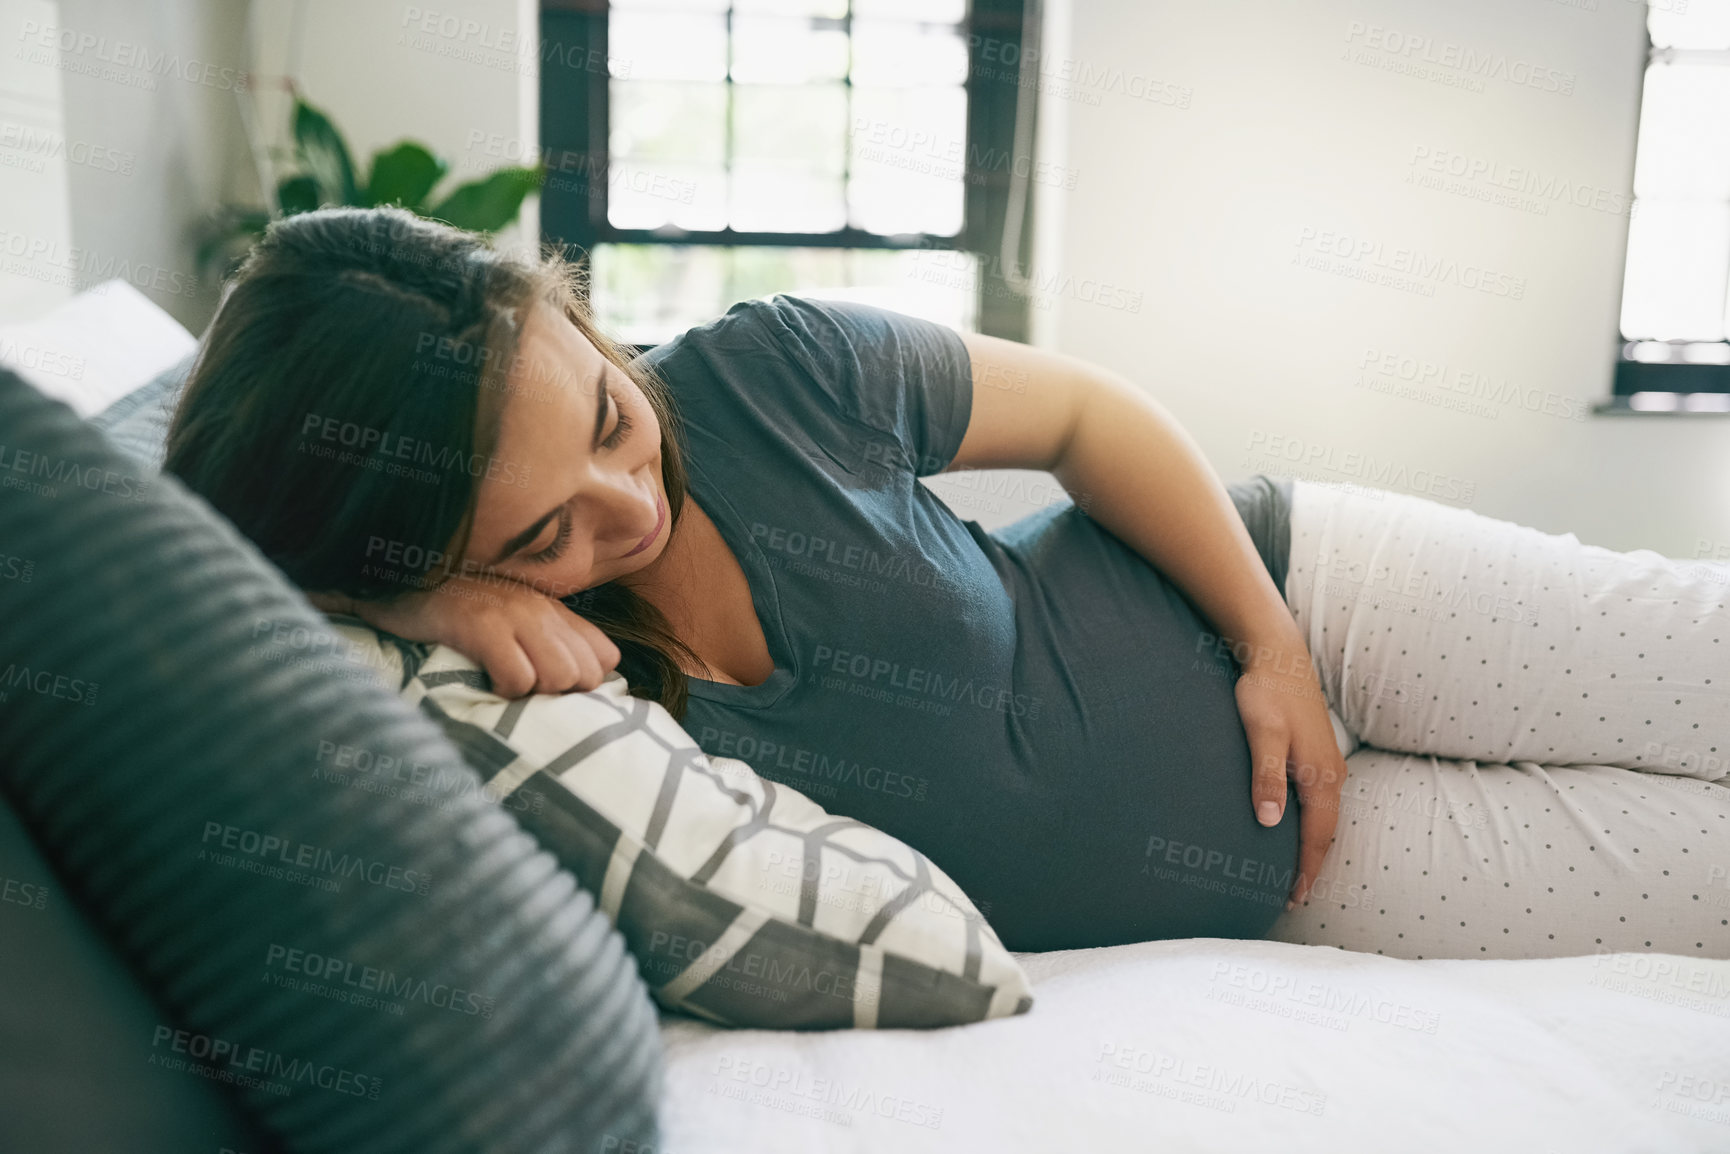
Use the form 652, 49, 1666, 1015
199, 95, 543, 276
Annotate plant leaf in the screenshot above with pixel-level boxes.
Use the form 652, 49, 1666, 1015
365, 142, 448, 210
277, 174, 321, 216
425, 166, 544, 233
195, 208, 272, 275
293, 97, 358, 206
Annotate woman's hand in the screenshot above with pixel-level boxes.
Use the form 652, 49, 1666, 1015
309, 576, 621, 698
1233, 635, 1346, 909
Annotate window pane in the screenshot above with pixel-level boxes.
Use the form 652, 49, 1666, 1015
1649, 0, 1730, 50
1632, 61, 1730, 199
849, 87, 967, 234
731, 83, 847, 230
731, 16, 849, 84
591, 243, 977, 344
810, 249, 978, 333
851, 20, 970, 86
611, 81, 727, 165
854, 0, 967, 22
731, 168, 848, 231
732, 83, 846, 170
608, 11, 727, 81
734, 0, 848, 16
611, 0, 730, 11
591, 244, 726, 345
1619, 200, 1730, 341
608, 160, 728, 230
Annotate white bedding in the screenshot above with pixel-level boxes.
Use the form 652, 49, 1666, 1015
0, 279, 195, 416
657, 936, 1730, 1153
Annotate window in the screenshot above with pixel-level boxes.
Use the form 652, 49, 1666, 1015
540, 0, 1036, 346
1612, 0, 1730, 412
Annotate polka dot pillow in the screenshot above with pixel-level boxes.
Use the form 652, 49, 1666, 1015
326, 617, 1034, 1030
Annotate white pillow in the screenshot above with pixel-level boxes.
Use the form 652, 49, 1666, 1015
0, 279, 196, 416
326, 617, 1035, 1030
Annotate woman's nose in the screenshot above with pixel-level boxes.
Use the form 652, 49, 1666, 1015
593, 469, 658, 539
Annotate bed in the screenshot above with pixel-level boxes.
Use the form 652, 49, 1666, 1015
31, 284, 1730, 1154
656, 935, 1730, 1152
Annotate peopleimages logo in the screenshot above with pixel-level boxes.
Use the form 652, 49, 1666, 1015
0, 438, 149, 501
149, 1026, 381, 1100
264, 944, 495, 1020
1, 875, 49, 911
809, 643, 1042, 720
199, 821, 431, 895
0, 121, 135, 175
16, 19, 249, 92
1243, 430, 1477, 504
0, 229, 198, 297
751, 521, 948, 591
0, 663, 97, 706
1406, 146, 1629, 218
1294, 227, 1526, 300
1093, 1042, 1327, 1116
299, 412, 531, 487
711, 1056, 945, 1131
695, 725, 931, 802
1343, 21, 1575, 96
1355, 346, 1588, 423
0, 336, 85, 381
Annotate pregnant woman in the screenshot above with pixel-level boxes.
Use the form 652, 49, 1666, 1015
164, 207, 1730, 958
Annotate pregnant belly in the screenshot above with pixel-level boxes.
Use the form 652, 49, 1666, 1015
932, 503, 1304, 950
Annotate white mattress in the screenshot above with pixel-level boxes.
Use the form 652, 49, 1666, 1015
657, 936, 1730, 1152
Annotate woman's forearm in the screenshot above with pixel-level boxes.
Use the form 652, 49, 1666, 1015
1051, 372, 1307, 669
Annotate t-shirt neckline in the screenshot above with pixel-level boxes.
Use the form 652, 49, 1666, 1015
680, 456, 796, 710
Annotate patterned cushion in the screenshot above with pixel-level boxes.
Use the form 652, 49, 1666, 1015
327, 618, 1035, 1030
0, 369, 663, 1153
86, 350, 194, 472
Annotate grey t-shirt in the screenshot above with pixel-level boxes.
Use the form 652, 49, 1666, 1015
640, 295, 1299, 952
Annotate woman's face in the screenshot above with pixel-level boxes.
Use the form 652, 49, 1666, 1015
457, 301, 669, 597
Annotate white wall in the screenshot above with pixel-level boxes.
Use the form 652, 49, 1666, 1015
1, 0, 538, 334
248, 0, 539, 259
1029, 0, 1730, 557
0, 0, 77, 322
47, 0, 253, 333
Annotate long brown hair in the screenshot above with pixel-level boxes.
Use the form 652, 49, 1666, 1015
164, 206, 704, 717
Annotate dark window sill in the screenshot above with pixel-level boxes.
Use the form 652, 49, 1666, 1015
1592, 395, 1730, 416
1597, 357, 1730, 414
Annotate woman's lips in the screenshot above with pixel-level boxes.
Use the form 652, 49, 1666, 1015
622, 493, 665, 558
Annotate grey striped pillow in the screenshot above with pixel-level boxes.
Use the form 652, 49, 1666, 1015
328, 618, 1034, 1030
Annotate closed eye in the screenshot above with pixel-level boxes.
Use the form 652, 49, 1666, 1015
601, 385, 633, 450
520, 383, 631, 566
525, 505, 573, 564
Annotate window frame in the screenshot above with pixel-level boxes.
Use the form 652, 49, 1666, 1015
538, 0, 1037, 342
1602, 25, 1730, 414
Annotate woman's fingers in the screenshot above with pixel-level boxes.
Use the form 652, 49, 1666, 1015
554, 618, 606, 692
519, 617, 584, 694
563, 609, 622, 673
1228, 632, 1346, 909
1290, 742, 1346, 906
478, 637, 540, 700
516, 602, 624, 694
1244, 707, 1291, 827
548, 605, 618, 691
329, 573, 624, 698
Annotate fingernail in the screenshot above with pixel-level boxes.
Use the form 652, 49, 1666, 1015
1257, 801, 1280, 826
1285, 899, 1295, 912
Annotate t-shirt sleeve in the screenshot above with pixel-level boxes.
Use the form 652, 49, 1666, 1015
745, 294, 975, 477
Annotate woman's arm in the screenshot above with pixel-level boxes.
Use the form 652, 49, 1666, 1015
305, 579, 621, 699
951, 330, 1345, 907
951, 331, 1294, 661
